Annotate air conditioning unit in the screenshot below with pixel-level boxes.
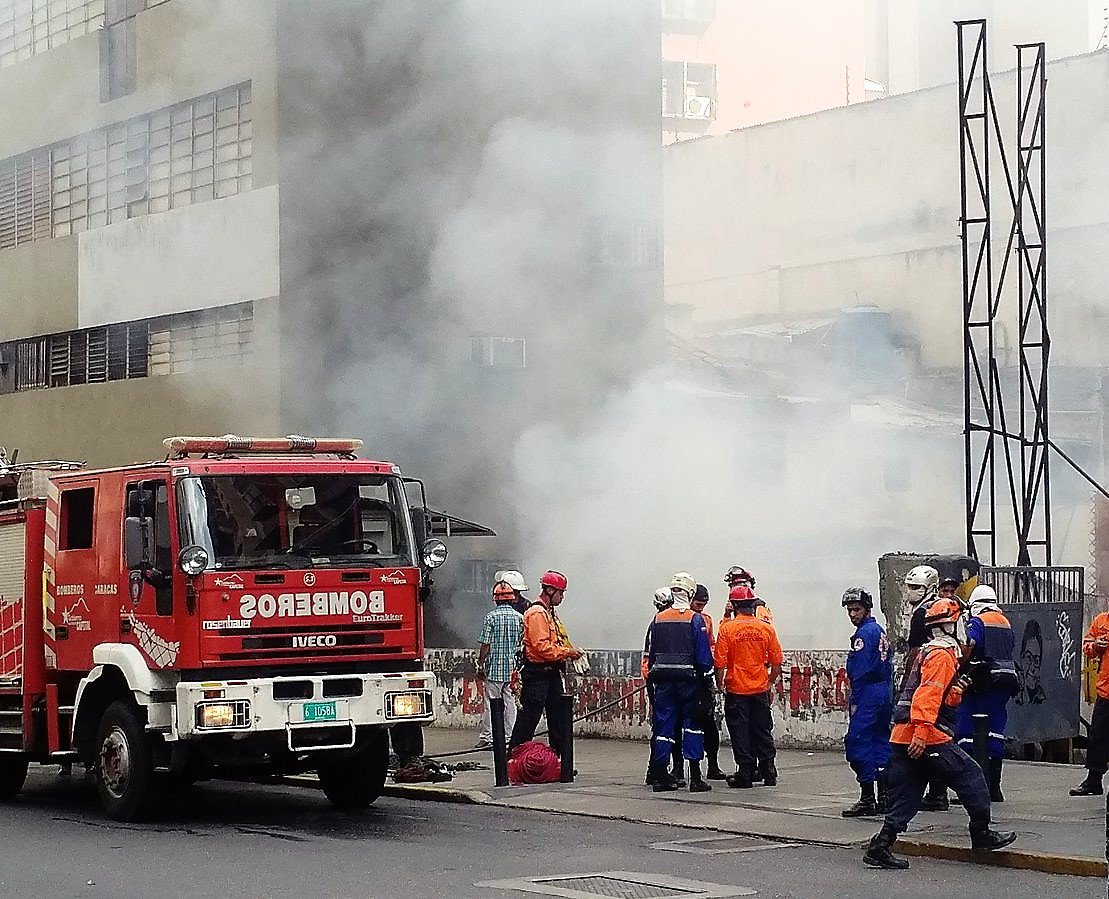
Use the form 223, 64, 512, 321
684, 95, 714, 119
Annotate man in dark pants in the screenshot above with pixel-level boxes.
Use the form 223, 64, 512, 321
714, 586, 783, 788
508, 570, 581, 756
1071, 605, 1109, 795
690, 583, 726, 780
864, 597, 1015, 869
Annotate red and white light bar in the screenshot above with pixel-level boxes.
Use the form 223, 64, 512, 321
163, 435, 364, 456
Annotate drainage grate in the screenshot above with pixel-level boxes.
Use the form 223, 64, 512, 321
476, 871, 756, 898
534, 875, 695, 898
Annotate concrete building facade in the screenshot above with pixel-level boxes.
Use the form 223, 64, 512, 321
0, 0, 664, 645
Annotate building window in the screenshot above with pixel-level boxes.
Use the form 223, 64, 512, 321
147, 302, 254, 376
470, 336, 526, 369
0, 82, 251, 246
0, 0, 106, 69
662, 61, 717, 122
0, 149, 51, 249
589, 217, 660, 272
50, 82, 252, 237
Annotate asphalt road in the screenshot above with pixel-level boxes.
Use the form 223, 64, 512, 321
0, 766, 1098, 899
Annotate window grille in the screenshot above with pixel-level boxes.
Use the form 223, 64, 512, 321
49, 82, 252, 237
0, 149, 52, 249
0, 0, 107, 70
147, 303, 254, 376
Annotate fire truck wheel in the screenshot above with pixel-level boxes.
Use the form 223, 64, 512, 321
0, 754, 28, 800
317, 731, 389, 810
95, 700, 159, 821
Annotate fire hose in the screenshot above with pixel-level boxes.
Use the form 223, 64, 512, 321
427, 682, 649, 759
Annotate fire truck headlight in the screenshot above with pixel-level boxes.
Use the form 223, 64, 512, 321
197, 702, 244, 729
389, 692, 426, 718
179, 545, 210, 576
421, 538, 448, 569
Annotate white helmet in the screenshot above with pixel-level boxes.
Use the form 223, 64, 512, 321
670, 571, 696, 599
494, 569, 528, 593
653, 588, 673, 611
904, 565, 939, 605
968, 584, 1000, 616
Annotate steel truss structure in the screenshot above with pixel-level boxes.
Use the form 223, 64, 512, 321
958, 20, 1051, 567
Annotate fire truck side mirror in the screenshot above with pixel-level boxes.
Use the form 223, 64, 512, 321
124, 516, 153, 571
410, 507, 428, 548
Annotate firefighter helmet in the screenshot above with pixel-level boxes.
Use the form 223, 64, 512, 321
653, 588, 673, 610
724, 565, 756, 587
670, 571, 696, 598
492, 581, 516, 602
728, 584, 756, 603
539, 570, 567, 591
904, 565, 940, 590
495, 569, 528, 593
841, 586, 873, 609
923, 597, 963, 628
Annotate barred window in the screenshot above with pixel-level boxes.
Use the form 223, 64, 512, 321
1, 320, 148, 392
0, 304, 251, 394
0, 149, 51, 248
51, 83, 252, 237
0, 0, 106, 70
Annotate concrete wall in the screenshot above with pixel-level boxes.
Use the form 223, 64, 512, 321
425, 647, 850, 750
665, 49, 1109, 371
77, 186, 280, 328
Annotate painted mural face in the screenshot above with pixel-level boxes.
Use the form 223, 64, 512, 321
1016, 619, 1046, 706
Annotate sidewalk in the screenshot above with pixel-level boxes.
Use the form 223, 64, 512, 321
383, 728, 1107, 878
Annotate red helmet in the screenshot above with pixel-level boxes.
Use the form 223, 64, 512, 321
728, 585, 756, 602
539, 570, 568, 591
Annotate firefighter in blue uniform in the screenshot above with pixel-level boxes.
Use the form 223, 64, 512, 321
955, 584, 1018, 802
841, 587, 894, 817
645, 571, 715, 793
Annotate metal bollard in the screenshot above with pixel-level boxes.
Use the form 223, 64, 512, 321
490, 696, 509, 787
972, 713, 991, 773
560, 693, 575, 783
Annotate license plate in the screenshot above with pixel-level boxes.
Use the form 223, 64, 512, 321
302, 701, 337, 722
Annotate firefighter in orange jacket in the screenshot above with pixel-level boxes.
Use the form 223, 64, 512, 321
863, 597, 1016, 870
1070, 605, 1109, 796
507, 570, 581, 756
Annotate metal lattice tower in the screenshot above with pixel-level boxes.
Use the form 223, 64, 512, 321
957, 20, 1051, 567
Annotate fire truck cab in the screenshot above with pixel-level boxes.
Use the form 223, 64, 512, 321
0, 436, 450, 821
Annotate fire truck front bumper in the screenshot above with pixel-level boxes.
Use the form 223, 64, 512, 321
174, 672, 435, 750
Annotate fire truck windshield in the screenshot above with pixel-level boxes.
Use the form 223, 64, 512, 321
176, 474, 417, 570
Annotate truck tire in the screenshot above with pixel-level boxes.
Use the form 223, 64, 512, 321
0, 754, 28, 799
318, 730, 389, 810
95, 700, 159, 821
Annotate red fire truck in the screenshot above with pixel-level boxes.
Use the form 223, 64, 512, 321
0, 435, 453, 821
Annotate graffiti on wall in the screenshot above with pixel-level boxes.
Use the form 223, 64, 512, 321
424, 647, 851, 749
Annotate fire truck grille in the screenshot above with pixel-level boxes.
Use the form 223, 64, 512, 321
207, 622, 407, 663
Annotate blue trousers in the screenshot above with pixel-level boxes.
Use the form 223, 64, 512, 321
651, 680, 704, 765
883, 742, 992, 835
956, 688, 1009, 759
845, 700, 892, 784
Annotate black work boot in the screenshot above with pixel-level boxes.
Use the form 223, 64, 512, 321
988, 758, 1005, 803
706, 758, 726, 780
749, 764, 764, 784
670, 761, 687, 789
970, 822, 1017, 851
652, 767, 680, 793
644, 766, 655, 786
842, 783, 878, 818
863, 825, 910, 870
919, 790, 949, 811
1069, 772, 1104, 796
688, 760, 712, 793
725, 764, 753, 789
760, 762, 778, 787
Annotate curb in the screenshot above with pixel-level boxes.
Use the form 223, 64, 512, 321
896, 838, 1107, 879
382, 783, 491, 804
387, 781, 1106, 877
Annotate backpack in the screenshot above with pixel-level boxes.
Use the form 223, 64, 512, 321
507, 741, 562, 784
